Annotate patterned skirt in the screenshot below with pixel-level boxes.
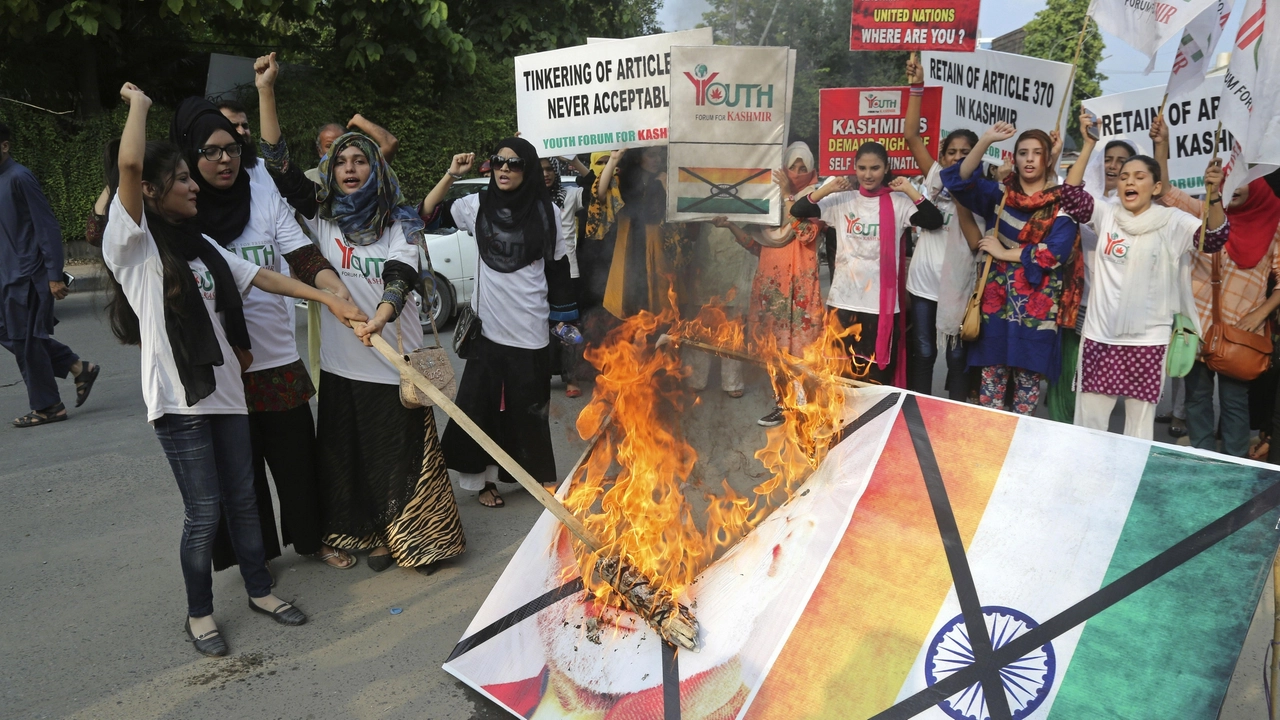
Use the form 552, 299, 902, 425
316, 371, 466, 567
1079, 339, 1166, 405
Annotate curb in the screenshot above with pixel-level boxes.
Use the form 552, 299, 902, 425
65, 263, 108, 294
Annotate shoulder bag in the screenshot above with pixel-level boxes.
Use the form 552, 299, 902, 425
1201, 251, 1273, 381
960, 190, 1007, 342
453, 263, 483, 360
398, 301, 457, 409
1165, 313, 1199, 379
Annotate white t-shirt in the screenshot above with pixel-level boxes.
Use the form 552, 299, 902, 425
906, 163, 955, 301
102, 195, 260, 423
451, 193, 568, 350
1082, 200, 1202, 345
309, 217, 422, 385
557, 185, 585, 278
226, 174, 313, 372
815, 186, 919, 314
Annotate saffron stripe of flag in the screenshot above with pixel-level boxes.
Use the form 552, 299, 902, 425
676, 167, 773, 185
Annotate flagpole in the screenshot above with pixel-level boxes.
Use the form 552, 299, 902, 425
1055, 10, 1093, 133
1198, 121, 1222, 253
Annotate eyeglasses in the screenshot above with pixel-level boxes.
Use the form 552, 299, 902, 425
489, 155, 525, 172
199, 144, 243, 162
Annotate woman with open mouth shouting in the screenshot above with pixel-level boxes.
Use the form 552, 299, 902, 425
1064, 111, 1228, 439
942, 122, 1083, 416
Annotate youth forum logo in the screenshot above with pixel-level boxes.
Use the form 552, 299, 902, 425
683, 63, 775, 108
858, 90, 902, 117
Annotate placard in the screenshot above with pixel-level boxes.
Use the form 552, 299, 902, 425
819, 86, 942, 176
921, 48, 1074, 164
1082, 80, 1231, 194
666, 45, 795, 224
849, 0, 981, 52
515, 28, 713, 156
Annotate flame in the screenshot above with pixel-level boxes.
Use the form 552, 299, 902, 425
567, 294, 866, 610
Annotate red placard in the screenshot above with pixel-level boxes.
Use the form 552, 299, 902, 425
849, 0, 980, 52
819, 86, 942, 177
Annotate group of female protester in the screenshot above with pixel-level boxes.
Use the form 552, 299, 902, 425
102, 47, 1280, 658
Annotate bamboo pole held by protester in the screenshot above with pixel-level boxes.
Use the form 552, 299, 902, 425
1055, 12, 1093, 133
1198, 121, 1223, 252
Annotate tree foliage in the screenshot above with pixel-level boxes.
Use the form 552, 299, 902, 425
702, 0, 907, 150
1022, 0, 1106, 144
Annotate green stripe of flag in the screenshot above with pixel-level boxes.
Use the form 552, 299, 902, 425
1048, 448, 1279, 718
676, 197, 771, 214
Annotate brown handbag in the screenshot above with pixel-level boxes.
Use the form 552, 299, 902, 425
960, 254, 993, 342
397, 310, 457, 409
1202, 252, 1273, 381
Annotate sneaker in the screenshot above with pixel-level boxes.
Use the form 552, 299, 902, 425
758, 407, 785, 427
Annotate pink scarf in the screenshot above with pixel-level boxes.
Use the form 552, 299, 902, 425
863, 185, 907, 387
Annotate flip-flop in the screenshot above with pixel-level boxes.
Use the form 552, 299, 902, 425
311, 549, 357, 569
74, 363, 101, 408
565, 385, 582, 398
478, 484, 505, 508
13, 402, 67, 428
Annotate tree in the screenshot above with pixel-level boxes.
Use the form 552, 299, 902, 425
1022, 0, 1106, 144
702, 0, 907, 149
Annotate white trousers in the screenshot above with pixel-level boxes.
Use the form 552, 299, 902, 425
1075, 392, 1157, 440
684, 348, 744, 392
457, 465, 498, 492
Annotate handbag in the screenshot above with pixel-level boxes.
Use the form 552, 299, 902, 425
452, 263, 483, 360
960, 253, 993, 342
1166, 313, 1200, 379
397, 308, 457, 409
1201, 252, 1273, 381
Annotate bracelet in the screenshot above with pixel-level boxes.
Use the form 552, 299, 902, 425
909, 86, 924, 96
913, 195, 925, 205
447, 171, 464, 180
1208, 195, 1221, 205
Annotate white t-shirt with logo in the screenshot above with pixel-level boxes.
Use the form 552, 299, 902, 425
102, 195, 260, 423
906, 163, 955, 301
557, 185, 585, 278
310, 217, 422, 385
451, 193, 568, 350
225, 174, 313, 372
1082, 199, 1202, 345
815, 185, 919, 314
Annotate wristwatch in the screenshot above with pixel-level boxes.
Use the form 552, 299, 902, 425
447, 171, 465, 180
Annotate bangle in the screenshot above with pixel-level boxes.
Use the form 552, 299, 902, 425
913, 195, 925, 205
447, 171, 464, 180
909, 86, 924, 96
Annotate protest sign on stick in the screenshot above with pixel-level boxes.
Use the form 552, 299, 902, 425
1090, 0, 1218, 71
849, 0, 980, 52
514, 28, 713, 157
666, 45, 794, 224
921, 49, 1073, 164
819, 86, 941, 176
1219, 0, 1280, 201
1165, 0, 1235, 103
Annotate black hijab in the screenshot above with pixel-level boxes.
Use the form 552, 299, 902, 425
143, 206, 252, 407
171, 97, 252, 247
476, 137, 557, 273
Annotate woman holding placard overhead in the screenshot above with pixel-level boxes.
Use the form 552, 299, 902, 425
902, 55, 983, 400
941, 122, 1083, 415
790, 142, 944, 386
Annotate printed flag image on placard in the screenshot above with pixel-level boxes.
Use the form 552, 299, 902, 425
675, 167, 774, 214
849, 0, 980, 52
446, 391, 1280, 719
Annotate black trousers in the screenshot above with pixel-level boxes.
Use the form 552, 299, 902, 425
212, 402, 324, 570
442, 335, 557, 485
830, 307, 898, 386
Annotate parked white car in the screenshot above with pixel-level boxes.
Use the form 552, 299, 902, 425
418, 176, 579, 328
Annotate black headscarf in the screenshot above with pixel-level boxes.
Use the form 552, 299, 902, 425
476, 137, 557, 273
544, 157, 567, 207
171, 97, 252, 247
143, 207, 252, 407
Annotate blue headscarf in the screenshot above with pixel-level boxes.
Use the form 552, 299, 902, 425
317, 132, 423, 247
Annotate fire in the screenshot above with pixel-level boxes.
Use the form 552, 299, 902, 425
567, 295, 864, 615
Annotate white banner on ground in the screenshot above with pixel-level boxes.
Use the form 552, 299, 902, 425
666, 45, 795, 224
514, 28, 713, 156
921, 49, 1074, 164
1165, 0, 1235, 101
1090, 0, 1218, 70
1220, 0, 1280, 200
1082, 81, 1227, 194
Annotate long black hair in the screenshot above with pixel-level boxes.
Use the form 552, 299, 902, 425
104, 141, 199, 345
941, 129, 979, 158
855, 141, 894, 185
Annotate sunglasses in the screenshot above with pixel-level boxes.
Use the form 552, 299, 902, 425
198, 144, 243, 162
489, 155, 525, 171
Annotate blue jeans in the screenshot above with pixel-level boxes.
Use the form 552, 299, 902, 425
153, 413, 272, 616
907, 294, 969, 400
1184, 361, 1251, 457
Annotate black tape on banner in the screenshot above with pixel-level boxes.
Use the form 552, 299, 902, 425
447, 578, 586, 662
834, 392, 901, 446
662, 641, 681, 720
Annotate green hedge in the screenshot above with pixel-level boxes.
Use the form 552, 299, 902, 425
2, 55, 518, 242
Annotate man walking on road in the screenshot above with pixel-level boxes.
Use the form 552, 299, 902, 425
0, 121, 100, 427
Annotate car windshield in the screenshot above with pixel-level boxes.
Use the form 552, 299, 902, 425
445, 181, 487, 201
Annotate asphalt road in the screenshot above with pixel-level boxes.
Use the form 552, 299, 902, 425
0, 291, 1273, 719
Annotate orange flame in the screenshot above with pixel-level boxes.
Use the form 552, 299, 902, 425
567, 297, 866, 609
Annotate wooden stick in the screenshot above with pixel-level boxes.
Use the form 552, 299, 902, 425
1055, 12, 1093, 133
564, 410, 612, 492
1158, 93, 1169, 118
359, 324, 604, 552
671, 336, 871, 388
1198, 121, 1223, 252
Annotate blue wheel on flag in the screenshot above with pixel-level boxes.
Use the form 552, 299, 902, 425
924, 606, 1056, 720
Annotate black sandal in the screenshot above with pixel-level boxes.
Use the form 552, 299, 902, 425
248, 598, 307, 626
74, 363, 100, 408
185, 617, 228, 657
478, 482, 505, 508
13, 402, 67, 428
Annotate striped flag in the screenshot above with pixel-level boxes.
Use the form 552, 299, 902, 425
1219, 0, 1280, 201
1091, 0, 1218, 71
674, 167, 775, 215
445, 391, 1280, 719
1165, 0, 1236, 101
